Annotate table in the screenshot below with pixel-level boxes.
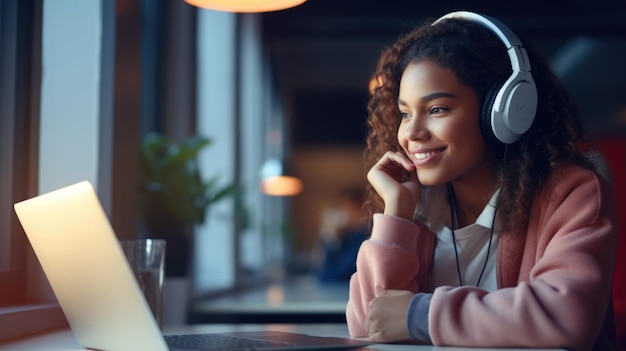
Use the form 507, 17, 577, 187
190, 275, 349, 324
0, 323, 565, 351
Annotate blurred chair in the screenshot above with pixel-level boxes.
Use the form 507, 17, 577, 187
315, 188, 368, 283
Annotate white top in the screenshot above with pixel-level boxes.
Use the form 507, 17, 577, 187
431, 190, 501, 291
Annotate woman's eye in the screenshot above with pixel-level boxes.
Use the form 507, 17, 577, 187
400, 111, 411, 119
429, 106, 447, 115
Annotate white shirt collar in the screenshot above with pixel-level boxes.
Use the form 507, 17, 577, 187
475, 188, 501, 229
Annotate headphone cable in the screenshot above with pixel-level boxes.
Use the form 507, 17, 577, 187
447, 144, 508, 288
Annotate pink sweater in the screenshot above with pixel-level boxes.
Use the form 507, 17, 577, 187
346, 164, 618, 351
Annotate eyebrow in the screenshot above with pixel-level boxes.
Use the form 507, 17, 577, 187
398, 92, 458, 106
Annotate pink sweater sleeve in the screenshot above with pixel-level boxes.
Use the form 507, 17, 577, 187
428, 167, 617, 351
345, 214, 435, 337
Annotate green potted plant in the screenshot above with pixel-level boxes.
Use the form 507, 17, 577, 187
139, 132, 235, 277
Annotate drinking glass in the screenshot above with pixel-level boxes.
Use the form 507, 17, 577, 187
120, 238, 166, 328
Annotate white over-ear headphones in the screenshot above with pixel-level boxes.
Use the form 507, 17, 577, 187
432, 11, 538, 144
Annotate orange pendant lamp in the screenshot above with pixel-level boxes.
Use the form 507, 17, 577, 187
184, 0, 307, 13
260, 158, 303, 196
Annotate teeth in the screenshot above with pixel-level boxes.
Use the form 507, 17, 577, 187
414, 150, 439, 160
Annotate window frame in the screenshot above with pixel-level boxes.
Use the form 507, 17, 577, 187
0, 0, 112, 341
0, 0, 41, 307
0, 0, 68, 342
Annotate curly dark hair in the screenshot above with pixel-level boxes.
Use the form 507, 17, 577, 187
363, 16, 594, 232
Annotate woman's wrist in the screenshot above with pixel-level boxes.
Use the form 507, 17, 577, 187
383, 194, 418, 220
383, 202, 417, 220
383, 206, 411, 220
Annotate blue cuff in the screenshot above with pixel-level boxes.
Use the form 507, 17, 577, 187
407, 293, 432, 342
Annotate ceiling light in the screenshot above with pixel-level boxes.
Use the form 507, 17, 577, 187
260, 158, 303, 196
184, 0, 307, 13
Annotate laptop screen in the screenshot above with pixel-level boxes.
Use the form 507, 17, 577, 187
14, 181, 169, 351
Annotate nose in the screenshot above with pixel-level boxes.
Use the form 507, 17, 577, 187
402, 115, 429, 141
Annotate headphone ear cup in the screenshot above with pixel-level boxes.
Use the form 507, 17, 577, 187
480, 83, 503, 144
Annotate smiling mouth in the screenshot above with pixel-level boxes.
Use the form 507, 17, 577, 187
414, 148, 445, 161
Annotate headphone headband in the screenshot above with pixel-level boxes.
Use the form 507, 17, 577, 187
432, 11, 538, 144
432, 11, 531, 72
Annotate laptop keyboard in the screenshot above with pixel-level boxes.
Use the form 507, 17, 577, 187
165, 333, 295, 350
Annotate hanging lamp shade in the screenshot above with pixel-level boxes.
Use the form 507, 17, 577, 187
260, 158, 303, 196
184, 0, 307, 13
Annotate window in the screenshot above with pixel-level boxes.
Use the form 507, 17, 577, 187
195, 9, 238, 292
194, 11, 287, 294
1, 2, 287, 324
0, 0, 40, 307
0, 0, 108, 341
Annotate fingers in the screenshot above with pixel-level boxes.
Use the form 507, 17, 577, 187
365, 291, 414, 343
368, 151, 415, 181
367, 151, 421, 220
367, 152, 417, 197
365, 296, 381, 336
365, 300, 384, 341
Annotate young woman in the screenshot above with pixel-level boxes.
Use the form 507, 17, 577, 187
346, 11, 618, 351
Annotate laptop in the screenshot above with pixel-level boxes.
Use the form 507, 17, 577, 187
13, 181, 372, 351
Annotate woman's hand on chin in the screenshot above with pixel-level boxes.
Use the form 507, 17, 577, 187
367, 151, 421, 220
